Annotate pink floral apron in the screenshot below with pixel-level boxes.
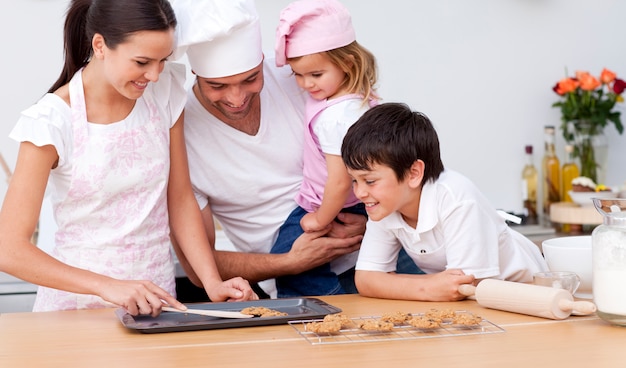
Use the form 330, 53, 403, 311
33, 70, 175, 311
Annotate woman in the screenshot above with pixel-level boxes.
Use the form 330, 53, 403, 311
0, 0, 255, 316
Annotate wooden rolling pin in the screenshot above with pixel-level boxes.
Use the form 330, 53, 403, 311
458, 279, 597, 320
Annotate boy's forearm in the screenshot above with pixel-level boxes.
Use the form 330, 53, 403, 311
356, 271, 428, 300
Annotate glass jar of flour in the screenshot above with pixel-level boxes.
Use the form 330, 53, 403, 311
592, 198, 626, 326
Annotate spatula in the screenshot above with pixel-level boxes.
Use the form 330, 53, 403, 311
162, 306, 254, 319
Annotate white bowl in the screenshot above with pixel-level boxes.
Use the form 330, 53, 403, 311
541, 236, 592, 299
568, 190, 616, 207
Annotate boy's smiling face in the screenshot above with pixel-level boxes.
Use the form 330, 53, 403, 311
348, 161, 424, 227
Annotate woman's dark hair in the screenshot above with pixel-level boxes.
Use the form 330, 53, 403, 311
341, 102, 445, 183
48, 0, 177, 93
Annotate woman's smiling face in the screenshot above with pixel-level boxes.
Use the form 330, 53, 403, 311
98, 28, 174, 100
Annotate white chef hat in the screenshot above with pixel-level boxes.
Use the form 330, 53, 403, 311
170, 0, 263, 78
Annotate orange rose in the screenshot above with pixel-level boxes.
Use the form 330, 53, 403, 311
576, 71, 601, 91
553, 77, 579, 95
600, 68, 616, 84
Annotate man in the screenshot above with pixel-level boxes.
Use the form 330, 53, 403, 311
171, 0, 367, 299
171, 0, 419, 299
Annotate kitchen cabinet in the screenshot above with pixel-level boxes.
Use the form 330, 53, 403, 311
0, 272, 36, 313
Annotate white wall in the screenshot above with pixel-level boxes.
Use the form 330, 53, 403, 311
259, 0, 626, 214
1, 0, 625, 239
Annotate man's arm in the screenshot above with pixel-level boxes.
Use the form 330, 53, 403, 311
175, 205, 366, 285
214, 228, 362, 281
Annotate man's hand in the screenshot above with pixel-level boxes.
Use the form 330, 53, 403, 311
327, 212, 367, 239
286, 227, 362, 275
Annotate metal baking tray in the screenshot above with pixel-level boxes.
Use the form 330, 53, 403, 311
115, 297, 341, 334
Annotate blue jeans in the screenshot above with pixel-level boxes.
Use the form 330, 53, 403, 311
270, 205, 422, 298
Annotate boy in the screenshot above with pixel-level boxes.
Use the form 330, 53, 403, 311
341, 103, 548, 301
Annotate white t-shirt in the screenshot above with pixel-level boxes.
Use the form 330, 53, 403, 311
185, 62, 304, 254
184, 62, 305, 296
295, 96, 368, 212
314, 98, 370, 156
356, 169, 548, 282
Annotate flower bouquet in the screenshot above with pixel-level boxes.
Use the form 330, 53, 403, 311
552, 68, 625, 183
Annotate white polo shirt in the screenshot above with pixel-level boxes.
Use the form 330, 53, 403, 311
355, 170, 548, 282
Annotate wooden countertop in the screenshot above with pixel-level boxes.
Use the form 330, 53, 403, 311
1, 294, 624, 367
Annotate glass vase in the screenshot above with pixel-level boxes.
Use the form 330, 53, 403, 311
571, 121, 608, 184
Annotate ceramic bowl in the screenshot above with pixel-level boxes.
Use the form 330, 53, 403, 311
568, 190, 616, 207
541, 236, 592, 299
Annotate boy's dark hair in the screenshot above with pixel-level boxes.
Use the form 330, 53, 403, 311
341, 102, 444, 183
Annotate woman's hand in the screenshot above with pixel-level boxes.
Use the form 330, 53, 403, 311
100, 278, 186, 317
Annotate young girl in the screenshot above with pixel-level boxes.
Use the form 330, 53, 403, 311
341, 103, 549, 301
0, 0, 255, 315
270, 0, 379, 297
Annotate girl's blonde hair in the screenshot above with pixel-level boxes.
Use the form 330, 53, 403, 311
289, 41, 379, 102
325, 41, 379, 102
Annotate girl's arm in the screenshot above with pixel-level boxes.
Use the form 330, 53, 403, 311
167, 113, 256, 302
301, 153, 353, 232
355, 269, 475, 301
0, 142, 186, 316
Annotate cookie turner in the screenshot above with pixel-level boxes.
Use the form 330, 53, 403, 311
162, 306, 254, 319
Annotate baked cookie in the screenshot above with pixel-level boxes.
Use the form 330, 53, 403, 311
380, 311, 411, 325
424, 308, 457, 322
305, 320, 342, 334
358, 319, 394, 332
452, 313, 483, 326
407, 316, 441, 329
240, 306, 288, 317
323, 313, 355, 329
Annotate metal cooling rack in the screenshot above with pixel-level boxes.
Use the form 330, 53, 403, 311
288, 313, 505, 345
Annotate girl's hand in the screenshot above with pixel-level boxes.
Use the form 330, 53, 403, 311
300, 212, 328, 232
100, 278, 185, 317
205, 277, 259, 302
